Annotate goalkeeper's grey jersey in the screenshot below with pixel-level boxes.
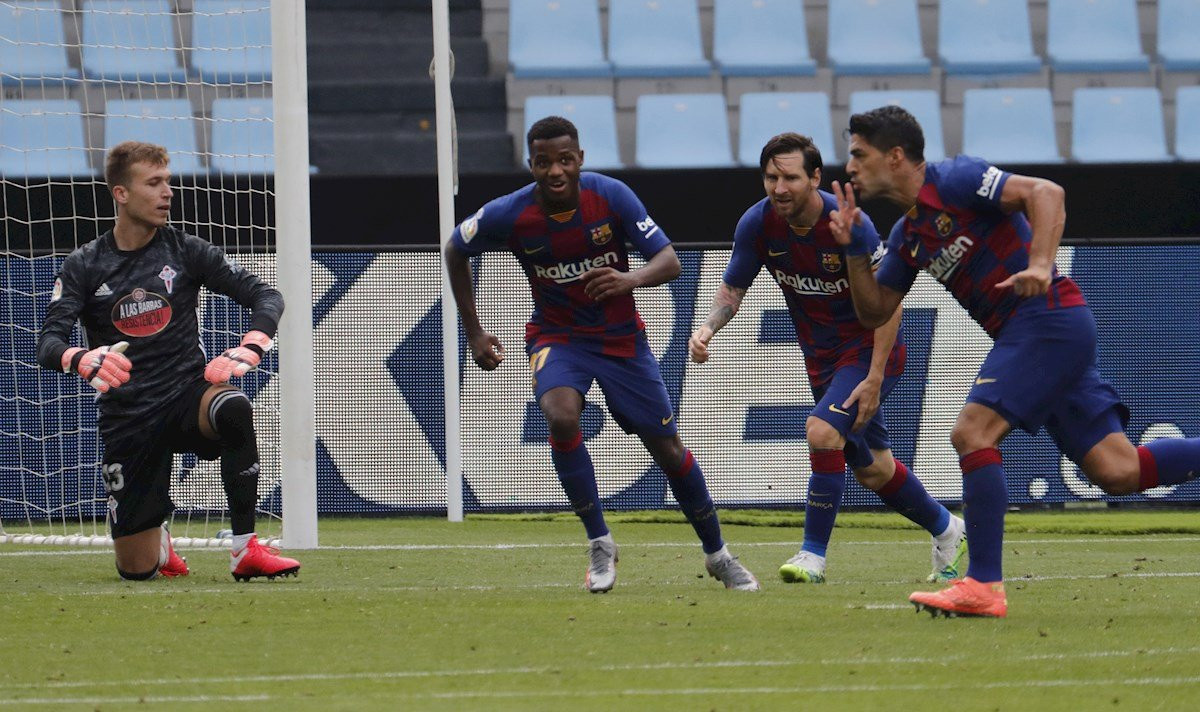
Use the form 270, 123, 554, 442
37, 226, 284, 426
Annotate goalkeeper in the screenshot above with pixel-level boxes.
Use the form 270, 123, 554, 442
37, 141, 300, 582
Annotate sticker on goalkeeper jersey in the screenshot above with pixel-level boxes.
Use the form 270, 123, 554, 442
158, 264, 177, 294
111, 288, 173, 337
51, 278, 63, 302
461, 208, 484, 242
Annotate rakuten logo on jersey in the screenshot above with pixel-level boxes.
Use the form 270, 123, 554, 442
927, 235, 974, 282
773, 269, 849, 296
533, 251, 619, 284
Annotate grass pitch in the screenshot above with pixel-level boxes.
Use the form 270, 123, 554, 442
1, 510, 1198, 711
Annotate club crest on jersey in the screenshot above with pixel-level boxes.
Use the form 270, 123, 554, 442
590, 223, 613, 246
158, 264, 177, 294
820, 251, 843, 274
935, 212, 955, 237
111, 288, 172, 337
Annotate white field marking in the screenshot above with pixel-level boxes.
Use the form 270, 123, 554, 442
5, 646, 1200, 693
0, 694, 268, 706
415, 676, 1200, 700
3, 536, 1199, 557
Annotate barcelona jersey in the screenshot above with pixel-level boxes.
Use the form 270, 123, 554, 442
723, 191, 904, 390
450, 172, 671, 358
875, 155, 1085, 337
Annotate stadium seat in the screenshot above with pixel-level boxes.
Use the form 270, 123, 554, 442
80, 0, 186, 82
713, 0, 816, 77
191, 0, 272, 83
209, 97, 274, 174
1071, 88, 1171, 163
1158, 0, 1200, 72
848, 90, 944, 162
827, 0, 930, 76
104, 99, 203, 174
1046, 0, 1149, 73
508, 0, 610, 78
737, 92, 835, 167
0, 99, 92, 177
962, 89, 1061, 164
1173, 87, 1200, 161
523, 95, 621, 169
0, 0, 79, 85
938, 0, 1040, 76
608, 0, 710, 78
635, 93, 733, 168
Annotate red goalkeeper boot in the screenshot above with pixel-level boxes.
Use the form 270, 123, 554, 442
230, 535, 301, 582
159, 541, 189, 577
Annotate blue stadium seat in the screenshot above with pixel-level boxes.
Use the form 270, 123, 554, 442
713, 0, 816, 77
509, 0, 610, 78
104, 99, 203, 174
848, 90, 944, 161
191, 0, 272, 83
635, 93, 733, 168
1158, 0, 1200, 72
608, 0, 710, 78
0, 0, 79, 85
737, 92, 835, 166
1071, 88, 1171, 162
1173, 87, 1200, 161
828, 0, 930, 75
0, 99, 92, 177
523, 95, 622, 169
209, 97, 273, 174
938, 0, 1040, 75
1046, 0, 1149, 73
80, 0, 186, 82
962, 88, 1060, 164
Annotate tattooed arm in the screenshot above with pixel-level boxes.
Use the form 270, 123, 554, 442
689, 282, 748, 364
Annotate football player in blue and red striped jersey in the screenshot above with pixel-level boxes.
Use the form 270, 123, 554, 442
445, 116, 759, 593
833, 105, 1200, 617
691, 133, 966, 586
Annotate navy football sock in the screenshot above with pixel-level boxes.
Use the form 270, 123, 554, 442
961, 448, 1008, 583
666, 450, 724, 554
550, 433, 608, 539
802, 449, 846, 558
212, 391, 259, 536
1138, 441, 1200, 489
873, 460, 951, 536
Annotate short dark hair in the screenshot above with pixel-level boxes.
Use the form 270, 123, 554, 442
105, 141, 169, 193
847, 105, 925, 163
526, 116, 579, 151
759, 132, 823, 176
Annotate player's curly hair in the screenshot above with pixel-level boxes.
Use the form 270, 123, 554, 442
847, 105, 925, 163
526, 116, 579, 151
105, 141, 170, 193
759, 132, 823, 177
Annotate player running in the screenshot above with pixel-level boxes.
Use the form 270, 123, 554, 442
830, 106, 1200, 617
690, 133, 966, 585
37, 141, 300, 582
445, 116, 759, 593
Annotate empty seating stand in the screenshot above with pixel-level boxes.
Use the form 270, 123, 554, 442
737, 91, 836, 167
104, 98, 203, 174
608, 0, 716, 108
1046, 0, 1151, 100
523, 95, 622, 169
0, 0, 79, 88
191, 0, 272, 84
827, 0, 934, 105
635, 93, 733, 168
938, 0, 1044, 103
0, 99, 93, 177
1071, 87, 1171, 163
962, 88, 1061, 164
80, 0, 187, 83
209, 97, 274, 174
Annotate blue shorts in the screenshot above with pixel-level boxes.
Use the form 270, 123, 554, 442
810, 364, 897, 470
528, 336, 676, 437
967, 305, 1128, 464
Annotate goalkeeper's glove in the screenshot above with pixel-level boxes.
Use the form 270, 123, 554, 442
62, 342, 132, 393
205, 330, 272, 384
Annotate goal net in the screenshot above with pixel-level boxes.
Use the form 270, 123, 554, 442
0, 0, 297, 547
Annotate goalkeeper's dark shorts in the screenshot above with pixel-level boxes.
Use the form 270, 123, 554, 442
101, 377, 224, 538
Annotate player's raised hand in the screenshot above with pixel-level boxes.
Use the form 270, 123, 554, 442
842, 376, 882, 432
689, 326, 714, 364
468, 331, 505, 371
580, 266, 636, 301
994, 264, 1053, 297
827, 180, 860, 247
205, 330, 271, 384
65, 341, 132, 393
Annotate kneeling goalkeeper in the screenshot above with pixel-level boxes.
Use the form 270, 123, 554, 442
37, 141, 300, 582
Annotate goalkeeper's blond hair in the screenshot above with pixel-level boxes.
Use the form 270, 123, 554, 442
105, 141, 170, 194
